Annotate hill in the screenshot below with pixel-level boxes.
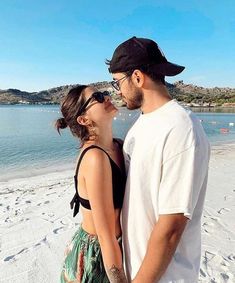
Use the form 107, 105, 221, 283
1, 81, 235, 107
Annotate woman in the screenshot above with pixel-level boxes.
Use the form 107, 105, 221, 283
55, 85, 128, 283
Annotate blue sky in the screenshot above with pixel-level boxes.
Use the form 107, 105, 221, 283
0, 0, 234, 91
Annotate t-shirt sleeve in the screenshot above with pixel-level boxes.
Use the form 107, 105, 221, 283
158, 126, 209, 220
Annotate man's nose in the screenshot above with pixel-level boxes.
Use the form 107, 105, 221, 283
116, 89, 122, 96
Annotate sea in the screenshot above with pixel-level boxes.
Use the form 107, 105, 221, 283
0, 104, 235, 182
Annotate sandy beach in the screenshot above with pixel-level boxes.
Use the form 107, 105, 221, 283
0, 143, 235, 283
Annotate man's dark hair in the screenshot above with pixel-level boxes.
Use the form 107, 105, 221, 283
133, 65, 166, 85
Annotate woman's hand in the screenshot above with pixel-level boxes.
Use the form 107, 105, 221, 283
106, 264, 128, 283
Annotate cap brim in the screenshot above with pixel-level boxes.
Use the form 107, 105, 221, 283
152, 62, 185, 76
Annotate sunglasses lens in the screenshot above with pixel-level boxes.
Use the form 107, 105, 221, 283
93, 92, 104, 103
93, 91, 110, 103
112, 81, 119, 91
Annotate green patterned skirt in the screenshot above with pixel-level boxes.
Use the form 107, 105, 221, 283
60, 226, 121, 283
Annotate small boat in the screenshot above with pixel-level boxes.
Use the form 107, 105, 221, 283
220, 128, 229, 134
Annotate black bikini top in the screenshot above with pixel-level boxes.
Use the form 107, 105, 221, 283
70, 139, 126, 217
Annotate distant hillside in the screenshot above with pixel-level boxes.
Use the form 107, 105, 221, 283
1, 81, 235, 107
169, 81, 235, 107
0, 82, 111, 105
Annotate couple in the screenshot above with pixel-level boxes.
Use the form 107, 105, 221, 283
56, 37, 210, 283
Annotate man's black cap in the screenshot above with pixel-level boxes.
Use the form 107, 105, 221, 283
108, 36, 185, 76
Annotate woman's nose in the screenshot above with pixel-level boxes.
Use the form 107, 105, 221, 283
105, 95, 111, 102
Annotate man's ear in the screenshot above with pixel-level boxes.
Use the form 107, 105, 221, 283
132, 70, 144, 87
77, 115, 89, 126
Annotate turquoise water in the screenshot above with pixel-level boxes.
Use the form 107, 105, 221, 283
0, 104, 235, 181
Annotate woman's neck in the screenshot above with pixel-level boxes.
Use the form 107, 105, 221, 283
86, 124, 114, 151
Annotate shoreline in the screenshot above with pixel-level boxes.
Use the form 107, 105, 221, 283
1, 103, 235, 108
0, 162, 75, 183
1, 141, 235, 184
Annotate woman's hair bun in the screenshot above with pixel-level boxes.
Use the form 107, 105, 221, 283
55, 117, 67, 134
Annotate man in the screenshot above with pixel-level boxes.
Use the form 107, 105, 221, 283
106, 36, 210, 283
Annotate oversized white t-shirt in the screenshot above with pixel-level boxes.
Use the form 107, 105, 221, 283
122, 100, 210, 283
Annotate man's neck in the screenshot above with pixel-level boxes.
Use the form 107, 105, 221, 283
141, 84, 172, 114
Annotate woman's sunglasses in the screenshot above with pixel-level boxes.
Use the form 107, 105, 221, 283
78, 91, 110, 116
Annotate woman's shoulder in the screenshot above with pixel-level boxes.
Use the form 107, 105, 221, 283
80, 145, 110, 168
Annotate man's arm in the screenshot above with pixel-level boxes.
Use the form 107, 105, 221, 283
132, 214, 188, 283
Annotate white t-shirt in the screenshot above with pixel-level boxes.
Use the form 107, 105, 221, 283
122, 100, 210, 283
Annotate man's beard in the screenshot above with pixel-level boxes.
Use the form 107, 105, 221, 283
126, 89, 143, 110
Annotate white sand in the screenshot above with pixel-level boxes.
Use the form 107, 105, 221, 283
0, 144, 235, 283
199, 143, 235, 282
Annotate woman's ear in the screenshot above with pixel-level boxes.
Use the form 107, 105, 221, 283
77, 115, 89, 126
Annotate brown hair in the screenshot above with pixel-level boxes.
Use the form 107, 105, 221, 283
55, 85, 94, 146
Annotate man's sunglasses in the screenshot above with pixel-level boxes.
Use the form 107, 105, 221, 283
78, 91, 110, 116
111, 74, 130, 91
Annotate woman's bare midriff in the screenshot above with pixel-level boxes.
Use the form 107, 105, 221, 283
81, 208, 122, 238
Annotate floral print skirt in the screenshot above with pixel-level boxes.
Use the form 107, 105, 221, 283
60, 226, 121, 283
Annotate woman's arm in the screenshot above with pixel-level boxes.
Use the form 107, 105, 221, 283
82, 148, 128, 283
